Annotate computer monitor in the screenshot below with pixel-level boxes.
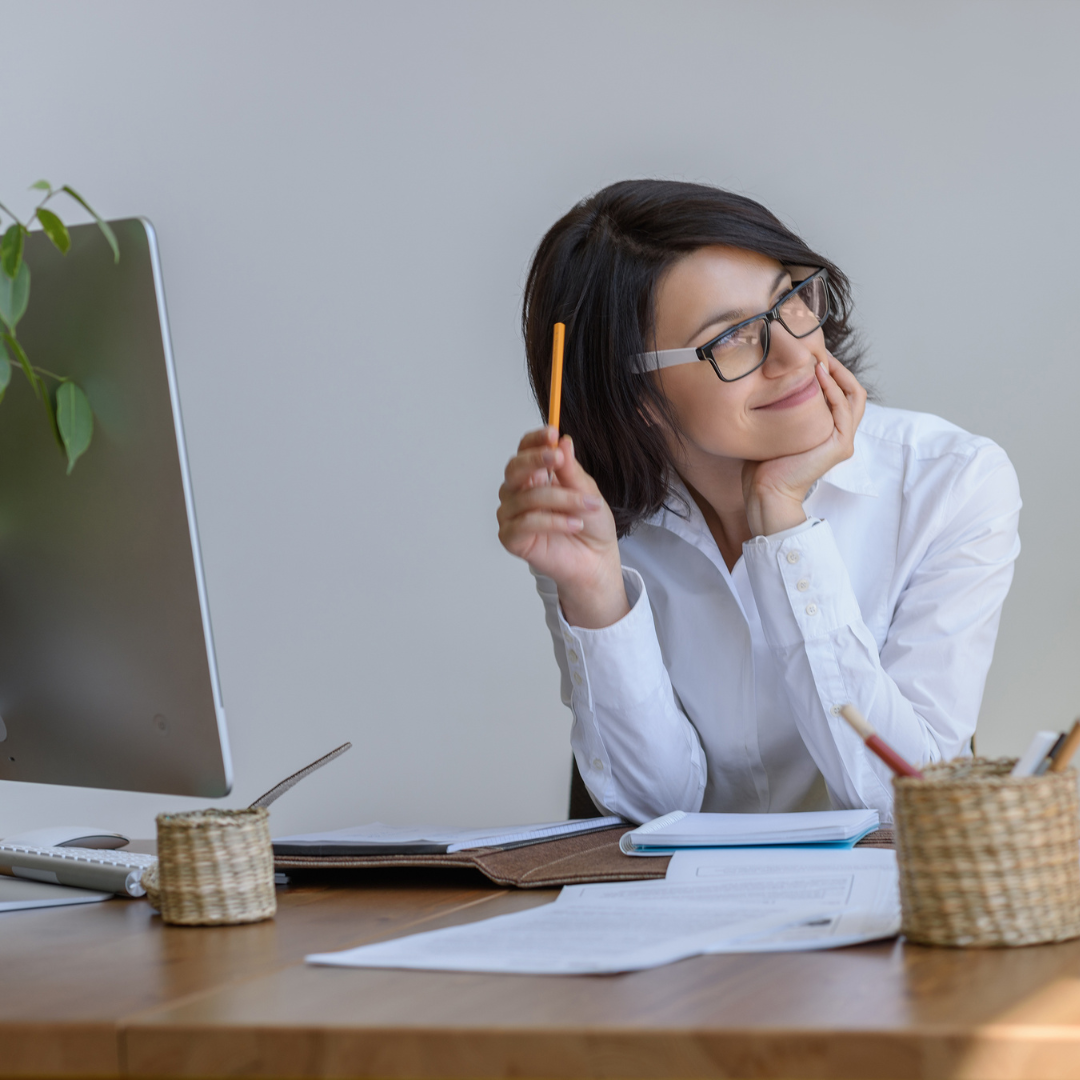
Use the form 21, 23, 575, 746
0, 218, 232, 797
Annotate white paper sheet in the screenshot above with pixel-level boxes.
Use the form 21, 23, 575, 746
662, 847, 900, 950
0, 877, 111, 911
306, 899, 826, 975
305, 847, 900, 975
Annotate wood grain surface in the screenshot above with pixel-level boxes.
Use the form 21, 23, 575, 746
4, 868, 1080, 1079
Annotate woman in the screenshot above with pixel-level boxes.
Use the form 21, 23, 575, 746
497, 180, 1020, 824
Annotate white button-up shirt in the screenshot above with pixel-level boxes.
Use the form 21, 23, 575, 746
535, 404, 1021, 824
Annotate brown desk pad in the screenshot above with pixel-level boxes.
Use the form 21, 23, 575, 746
274, 825, 896, 888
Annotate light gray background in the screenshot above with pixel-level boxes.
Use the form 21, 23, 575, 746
0, 0, 1075, 838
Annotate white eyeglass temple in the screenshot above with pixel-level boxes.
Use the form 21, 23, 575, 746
629, 347, 701, 374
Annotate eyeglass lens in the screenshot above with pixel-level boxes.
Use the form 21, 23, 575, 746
777, 274, 828, 338
707, 273, 829, 380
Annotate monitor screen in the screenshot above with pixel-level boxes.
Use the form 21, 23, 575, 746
0, 218, 232, 796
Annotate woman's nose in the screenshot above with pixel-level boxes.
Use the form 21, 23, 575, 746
762, 321, 815, 375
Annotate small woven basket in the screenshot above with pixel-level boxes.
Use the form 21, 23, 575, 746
894, 758, 1080, 947
141, 807, 276, 926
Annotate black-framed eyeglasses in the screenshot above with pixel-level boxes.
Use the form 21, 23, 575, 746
631, 268, 831, 382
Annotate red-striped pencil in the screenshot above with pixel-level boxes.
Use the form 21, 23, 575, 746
839, 704, 924, 780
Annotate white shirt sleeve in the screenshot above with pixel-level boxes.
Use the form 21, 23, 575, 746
534, 567, 707, 823
741, 445, 1021, 821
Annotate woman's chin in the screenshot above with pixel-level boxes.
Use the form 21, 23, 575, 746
758, 407, 835, 458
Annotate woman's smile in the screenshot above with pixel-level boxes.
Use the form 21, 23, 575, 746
754, 372, 822, 411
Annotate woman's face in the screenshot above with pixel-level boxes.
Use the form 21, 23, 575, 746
650, 245, 835, 465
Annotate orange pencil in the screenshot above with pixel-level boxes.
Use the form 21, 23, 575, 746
548, 322, 566, 432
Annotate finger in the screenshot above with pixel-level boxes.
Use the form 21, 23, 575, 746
517, 426, 560, 453
551, 435, 602, 495
500, 484, 600, 524
504, 445, 565, 488
816, 360, 849, 410
825, 355, 863, 400
827, 357, 867, 428
822, 357, 867, 433
816, 361, 854, 436
500, 510, 585, 550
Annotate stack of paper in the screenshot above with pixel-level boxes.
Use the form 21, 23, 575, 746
273, 817, 622, 857
305, 847, 899, 975
621, 809, 879, 855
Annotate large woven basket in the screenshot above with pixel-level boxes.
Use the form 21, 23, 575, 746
142, 807, 276, 926
894, 758, 1080, 947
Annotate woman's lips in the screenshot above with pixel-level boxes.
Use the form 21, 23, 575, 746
754, 374, 821, 411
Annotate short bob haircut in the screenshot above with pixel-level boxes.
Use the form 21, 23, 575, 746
522, 179, 864, 537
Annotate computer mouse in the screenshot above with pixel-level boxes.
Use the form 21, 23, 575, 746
2, 825, 130, 850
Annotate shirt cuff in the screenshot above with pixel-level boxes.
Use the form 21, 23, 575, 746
556, 567, 667, 715
742, 517, 863, 650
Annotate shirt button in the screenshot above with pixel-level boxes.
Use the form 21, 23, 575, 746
786, 551, 800, 564
573, 672, 583, 686
567, 649, 579, 663
592, 758, 603, 771
805, 603, 819, 616
796, 578, 810, 592
830, 705, 842, 716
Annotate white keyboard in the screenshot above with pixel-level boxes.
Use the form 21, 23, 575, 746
0, 843, 156, 897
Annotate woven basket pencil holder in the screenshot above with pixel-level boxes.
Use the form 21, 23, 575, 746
141, 808, 276, 926
894, 757, 1080, 947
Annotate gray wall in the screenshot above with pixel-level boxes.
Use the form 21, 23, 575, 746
0, 1, 1075, 838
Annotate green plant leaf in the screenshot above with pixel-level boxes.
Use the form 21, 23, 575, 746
0, 344, 11, 406
60, 186, 119, 263
1, 224, 23, 279
56, 380, 93, 472
36, 209, 70, 254
29, 180, 51, 192
0, 261, 30, 330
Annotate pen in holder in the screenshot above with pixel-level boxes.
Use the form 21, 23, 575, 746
142, 808, 276, 926
893, 758, 1080, 947
140, 743, 353, 926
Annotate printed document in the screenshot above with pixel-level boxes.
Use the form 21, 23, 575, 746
662, 846, 900, 950
306, 896, 825, 975
305, 846, 900, 975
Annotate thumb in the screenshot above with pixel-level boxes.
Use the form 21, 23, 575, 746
552, 435, 598, 495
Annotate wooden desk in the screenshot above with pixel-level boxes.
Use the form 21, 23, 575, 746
4, 868, 1080, 1080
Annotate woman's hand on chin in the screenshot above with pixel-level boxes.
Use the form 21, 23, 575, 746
498, 427, 629, 629
742, 355, 867, 537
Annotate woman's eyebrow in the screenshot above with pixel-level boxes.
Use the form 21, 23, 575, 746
684, 269, 790, 345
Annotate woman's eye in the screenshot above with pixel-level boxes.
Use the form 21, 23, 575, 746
714, 324, 761, 351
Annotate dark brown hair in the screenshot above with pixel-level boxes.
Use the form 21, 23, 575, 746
522, 179, 863, 536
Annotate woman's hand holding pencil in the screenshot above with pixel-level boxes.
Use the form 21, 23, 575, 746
497, 325, 630, 630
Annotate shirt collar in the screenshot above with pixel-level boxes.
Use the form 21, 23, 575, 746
816, 431, 878, 497
642, 429, 877, 540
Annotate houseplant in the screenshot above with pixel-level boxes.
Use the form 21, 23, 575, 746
0, 182, 118, 472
